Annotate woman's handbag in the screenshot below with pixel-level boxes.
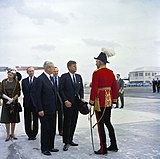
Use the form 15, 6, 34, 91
14, 102, 22, 112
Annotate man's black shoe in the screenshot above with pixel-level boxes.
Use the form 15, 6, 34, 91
50, 148, 59, 152
107, 145, 118, 152
70, 141, 78, 146
94, 149, 108, 155
42, 151, 51, 156
63, 144, 69, 151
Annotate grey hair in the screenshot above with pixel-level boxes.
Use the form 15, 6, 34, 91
43, 61, 54, 69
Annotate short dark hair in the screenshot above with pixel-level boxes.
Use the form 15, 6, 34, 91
67, 60, 76, 69
26, 67, 34, 72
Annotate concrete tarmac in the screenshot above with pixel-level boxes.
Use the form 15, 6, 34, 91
0, 87, 160, 159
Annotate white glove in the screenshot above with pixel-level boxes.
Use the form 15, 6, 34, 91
2, 94, 13, 104
6, 98, 13, 104
87, 104, 92, 110
2, 94, 12, 101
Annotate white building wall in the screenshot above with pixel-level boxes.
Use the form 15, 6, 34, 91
129, 67, 160, 83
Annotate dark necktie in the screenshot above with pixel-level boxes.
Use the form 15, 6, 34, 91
30, 76, 33, 85
54, 76, 58, 91
73, 75, 76, 88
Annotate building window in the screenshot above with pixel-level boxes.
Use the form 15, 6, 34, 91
130, 73, 134, 77
145, 72, 150, 76
139, 72, 143, 76
135, 72, 138, 77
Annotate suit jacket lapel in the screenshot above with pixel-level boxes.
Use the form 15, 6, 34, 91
43, 73, 56, 92
27, 77, 32, 90
74, 74, 78, 91
27, 77, 30, 85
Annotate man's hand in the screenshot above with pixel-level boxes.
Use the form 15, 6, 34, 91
65, 100, 72, 108
38, 111, 44, 117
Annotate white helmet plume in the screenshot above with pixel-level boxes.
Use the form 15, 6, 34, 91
101, 48, 116, 57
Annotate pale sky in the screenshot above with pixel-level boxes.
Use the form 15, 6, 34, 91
0, 0, 160, 82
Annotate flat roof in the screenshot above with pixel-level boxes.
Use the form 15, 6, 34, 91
130, 67, 160, 72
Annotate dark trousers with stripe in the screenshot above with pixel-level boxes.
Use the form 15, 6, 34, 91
95, 107, 118, 153
63, 98, 79, 144
39, 113, 56, 152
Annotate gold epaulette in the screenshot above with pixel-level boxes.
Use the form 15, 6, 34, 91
94, 97, 101, 112
104, 90, 112, 107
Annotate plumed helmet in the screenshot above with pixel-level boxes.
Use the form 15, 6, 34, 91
94, 48, 116, 64
79, 101, 89, 115
94, 52, 109, 64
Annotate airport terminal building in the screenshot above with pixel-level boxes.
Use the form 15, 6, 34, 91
128, 67, 160, 83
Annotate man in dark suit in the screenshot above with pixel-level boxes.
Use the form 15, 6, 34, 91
22, 67, 38, 140
115, 74, 124, 108
60, 60, 84, 151
157, 78, 160, 93
152, 79, 156, 93
36, 61, 59, 156
53, 67, 63, 136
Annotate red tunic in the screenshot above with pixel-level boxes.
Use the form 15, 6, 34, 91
89, 67, 118, 110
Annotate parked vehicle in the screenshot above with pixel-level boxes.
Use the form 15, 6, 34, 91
125, 82, 151, 87
142, 82, 151, 87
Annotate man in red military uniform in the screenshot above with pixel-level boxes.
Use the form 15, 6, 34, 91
89, 49, 118, 155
